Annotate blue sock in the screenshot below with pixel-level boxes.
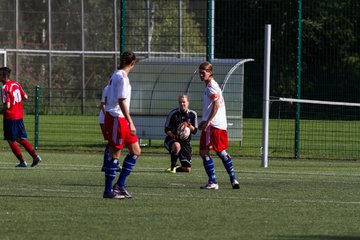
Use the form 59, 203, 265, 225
116, 154, 138, 187
103, 144, 110, 168
202, 156, 217, 184
217, 151, 236, 182
104, 158, 119, 193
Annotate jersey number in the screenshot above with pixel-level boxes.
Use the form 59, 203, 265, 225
12, 89, 22, 104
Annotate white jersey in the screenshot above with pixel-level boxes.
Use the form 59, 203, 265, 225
202, 78, 227, 130
98, 85, 109, 124
105, 69, 131, 117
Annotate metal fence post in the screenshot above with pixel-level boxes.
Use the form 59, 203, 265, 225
35, 85, 40, 150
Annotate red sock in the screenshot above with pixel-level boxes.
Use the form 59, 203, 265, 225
9, 141, 25, 162
18, 139, 37, 159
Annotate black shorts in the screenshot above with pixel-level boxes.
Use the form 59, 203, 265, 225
164, 136, 192, 168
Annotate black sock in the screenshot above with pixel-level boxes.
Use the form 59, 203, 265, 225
170, 152, 179, 170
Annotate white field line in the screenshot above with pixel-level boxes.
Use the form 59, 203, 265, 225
1, 162, 359, 179
1, 186, 359, 206
0, 161, 357, 174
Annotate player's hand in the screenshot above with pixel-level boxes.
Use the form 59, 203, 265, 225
199, 121, 210, 131
181, 122, 189, 127
129, 122, 136, 136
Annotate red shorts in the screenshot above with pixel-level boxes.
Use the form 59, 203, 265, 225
199, 126, 228, 152
104, 112, 138, 150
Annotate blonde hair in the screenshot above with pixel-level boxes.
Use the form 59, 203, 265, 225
178, 94, 189, 102
199, 62, 213, 77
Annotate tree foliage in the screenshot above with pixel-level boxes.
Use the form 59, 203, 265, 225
216, 0, 360, 116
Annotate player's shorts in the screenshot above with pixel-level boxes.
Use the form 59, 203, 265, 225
164, 136, 192, 168
199, 126, 228, 153
104, 112, 138, 150
3, 119, 28, 142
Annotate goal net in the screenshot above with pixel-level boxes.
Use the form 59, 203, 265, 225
267, 97, 360, 160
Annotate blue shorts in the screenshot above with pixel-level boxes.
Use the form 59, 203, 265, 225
3, 119, 28, 142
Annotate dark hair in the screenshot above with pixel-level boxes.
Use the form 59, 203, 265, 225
0, 67, 11, 76
118, 51, 136, 69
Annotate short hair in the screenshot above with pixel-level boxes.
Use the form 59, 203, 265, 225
118, 51, 136, 69
0, 67, 11, 76
199, 62, 213, 76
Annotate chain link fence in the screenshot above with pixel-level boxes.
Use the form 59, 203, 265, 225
1, 0, 360, 157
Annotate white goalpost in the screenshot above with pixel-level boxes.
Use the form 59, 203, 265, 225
261, 24, 271, 168
0, 49, 6, 67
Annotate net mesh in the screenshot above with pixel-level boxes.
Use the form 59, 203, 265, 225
269, 98, 360, 160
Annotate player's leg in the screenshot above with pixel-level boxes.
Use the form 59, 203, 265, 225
8, 140, 27, 167
213, 129, 240, 189
178, 142, 192, 172
14, 120, 41, 167
113, 141, 140, 198
101, 144, 109, 172
199, 130, 218, 189
164, 136, 179, 172
102, 114, 125, 199
4, 119, 27, 167
17, 138, 42, 167
164, 136, 181, 173
113, 118, 141, 198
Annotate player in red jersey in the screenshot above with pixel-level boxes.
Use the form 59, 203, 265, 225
0, 67, 42, 167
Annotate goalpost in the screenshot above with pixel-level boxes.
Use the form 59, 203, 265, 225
265, 97, 360, 161
261, 25, 360, 166
0, 49, 6, 67
261, 25, 271, 168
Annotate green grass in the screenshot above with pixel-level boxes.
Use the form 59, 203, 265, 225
3, 115, 359, 160
1, 151, 360, 239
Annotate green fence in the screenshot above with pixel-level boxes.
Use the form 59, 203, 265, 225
1, 0, 360, 159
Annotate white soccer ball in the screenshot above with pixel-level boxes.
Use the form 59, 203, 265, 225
177, 125, 190, 140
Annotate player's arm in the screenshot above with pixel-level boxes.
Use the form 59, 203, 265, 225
119, 98, 136, 135
164, 113, 177, 139
100, 97, 106, 115
188, 112, 198, 134
20, 87, 28, 100
166, 130, 177, 139
201, 99, 220, 131
3, 92, 10, 109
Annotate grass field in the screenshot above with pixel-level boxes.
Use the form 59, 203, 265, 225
1, 151, 359, 239
2, 115, 359, 160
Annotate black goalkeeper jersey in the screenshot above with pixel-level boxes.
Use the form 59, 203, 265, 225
164, 108, 198, 141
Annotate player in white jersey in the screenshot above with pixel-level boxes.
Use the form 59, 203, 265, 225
198, 61, 240, 190
102, 51, 141, 199
99, 84, 121, 172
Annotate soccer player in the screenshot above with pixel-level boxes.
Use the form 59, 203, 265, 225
164, 94, 198, 173
198, 62, 240, 190
0, 67, 42, 167
99, 84, 110, 171
99, 83, 121, 172
102, 51, 141, 199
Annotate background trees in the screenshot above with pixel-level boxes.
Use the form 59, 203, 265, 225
1, 0, 359, 116
215, 0, 360, 116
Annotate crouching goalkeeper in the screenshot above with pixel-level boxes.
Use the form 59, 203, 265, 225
164, 94, 198, 173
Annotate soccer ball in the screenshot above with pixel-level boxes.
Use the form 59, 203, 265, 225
177, 125, 190, 140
